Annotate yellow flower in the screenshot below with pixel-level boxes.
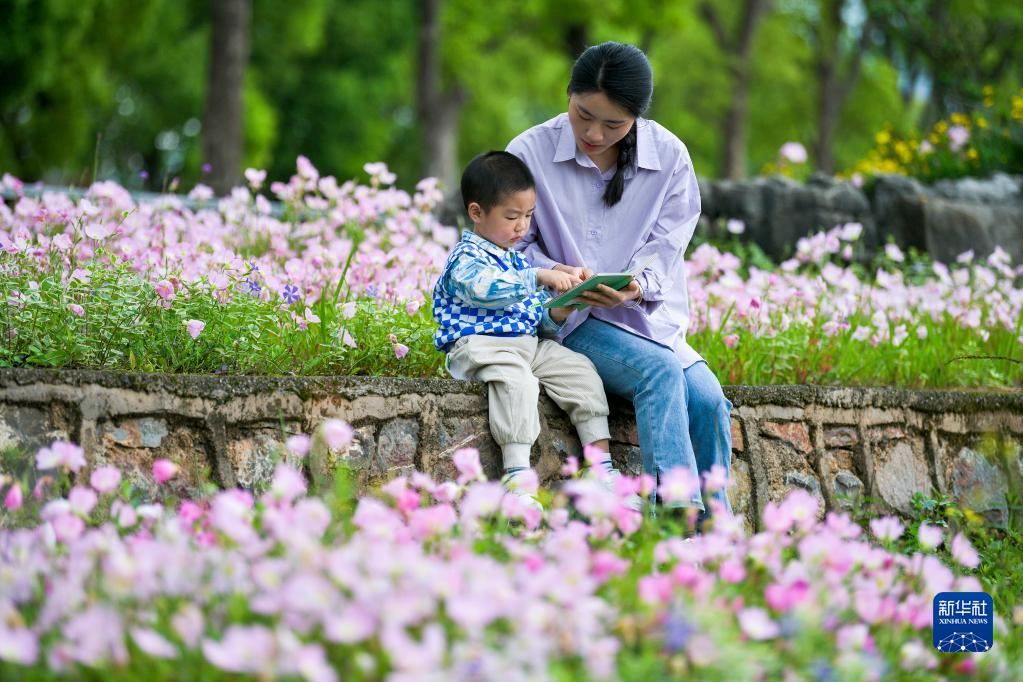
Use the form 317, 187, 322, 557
935, 120, 948, 134
982, 85, 994, 98
967, 148, 978, 161
975, 116, 988, 129
875, 130, 891, 146
951, 112, 969, 126
928, 133, 940, 145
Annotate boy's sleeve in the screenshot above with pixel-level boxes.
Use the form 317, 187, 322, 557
445, 248, 540, 310
536, 290, 564, 335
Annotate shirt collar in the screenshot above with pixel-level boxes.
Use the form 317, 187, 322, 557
462, 229, 510, 259
552, 115, 661, 173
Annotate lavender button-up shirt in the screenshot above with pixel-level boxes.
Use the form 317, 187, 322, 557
507, 113, 703, 368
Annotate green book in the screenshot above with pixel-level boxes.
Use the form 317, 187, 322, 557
542, 255, 657, 310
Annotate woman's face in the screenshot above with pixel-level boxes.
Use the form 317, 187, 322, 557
567, 92, 636, 161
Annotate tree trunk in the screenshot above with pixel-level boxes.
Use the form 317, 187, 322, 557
700, 0, 771, 179
813, 0, 868, 175
202, 0, 251, 196
416, 0, 463, 189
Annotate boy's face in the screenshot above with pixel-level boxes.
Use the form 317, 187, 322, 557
467, 188, 536, 250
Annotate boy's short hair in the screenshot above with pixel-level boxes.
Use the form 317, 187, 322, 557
460, 151, 535, 213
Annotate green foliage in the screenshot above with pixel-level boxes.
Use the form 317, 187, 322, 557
0, 248, 445, 378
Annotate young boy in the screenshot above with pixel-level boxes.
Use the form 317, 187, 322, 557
433, 151, 639, 511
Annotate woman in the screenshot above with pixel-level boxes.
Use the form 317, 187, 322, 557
507, 41, 732, 518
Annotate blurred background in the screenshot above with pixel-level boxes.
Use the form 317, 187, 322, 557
1, 0, 1021, 195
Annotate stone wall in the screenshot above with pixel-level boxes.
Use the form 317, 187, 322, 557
435, 172, 1023, 264
1, 368, 1020, 531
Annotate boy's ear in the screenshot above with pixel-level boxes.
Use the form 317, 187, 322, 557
466, 202, 484, 223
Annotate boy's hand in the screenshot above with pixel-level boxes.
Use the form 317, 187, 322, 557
537, 268, 580, 292
553, 264, 594, 281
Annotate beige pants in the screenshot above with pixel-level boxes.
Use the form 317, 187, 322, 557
447, 334, 611, 469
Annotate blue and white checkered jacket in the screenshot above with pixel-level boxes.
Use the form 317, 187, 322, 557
433, 230, 560, 352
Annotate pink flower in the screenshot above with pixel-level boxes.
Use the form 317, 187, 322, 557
951, 533, 980, 568
917, 523, 943, 550
885, 243, 905, 262
947, 124, 970, 152
393, 343, 410, 359
70, 267, 91, 283
779, 142, 808, 164
36, 441, 86, 472
155, 279, 176, 301
321, 419, 354, 450
341, 301, 358, 319
130, 627, 178, 659
658, 467, 699, 505
722, 333, 739, 348
560, 455, 579, 477
726, 219, 745, 235
0, 626, 37, 664
90, 466, 122, 493
870, 515, 905, 542
270, 463, 307, 503
68, 486, 98, 515
185, 319, 205, 339
153, 459, 179, 484
719, 559, 746, 583
68, 303, 85, 317
738, 608, 780, 640
244, 168, 267, 190
178, 500, 204, 523
452, 448, 484, 484
51, 513, 86, 542
408, 503, 457, 539
285, 434, 311, 458
4, 482, 23, 510
405, 300, 421, 316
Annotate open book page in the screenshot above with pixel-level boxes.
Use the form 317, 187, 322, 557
542, 254, 658, 309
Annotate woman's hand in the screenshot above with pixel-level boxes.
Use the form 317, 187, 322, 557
575, 280, 643, 309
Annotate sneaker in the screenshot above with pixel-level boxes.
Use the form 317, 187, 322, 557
585, 465, 643, 513
501, 470, 544, 513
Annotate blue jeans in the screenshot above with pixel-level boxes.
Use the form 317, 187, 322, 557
564, 318, 733, 516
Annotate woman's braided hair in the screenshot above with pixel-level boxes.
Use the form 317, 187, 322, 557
568, 42, 653, 207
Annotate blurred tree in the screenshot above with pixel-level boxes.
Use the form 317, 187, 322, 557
203, 0, 252, 195
868, 0, 1023, 122
0, 0, 206, 186
698, 0, 774, 179
417, 0, 463, 189
808, 0, 875, 174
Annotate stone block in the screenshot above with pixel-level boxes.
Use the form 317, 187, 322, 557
94, 417, 213, 501
818, 449, 863, 510
823, 426, 858, 449
749, 438, 825, 518
435, 417, 500, 481
104, 417, 169, 448
609, 444, 643, 478
870, 438, 932, 515
727, 458, 754, 533
0, 404, 70, 456
227, 433, 284, 491
376, 419, 420, 474
941, 445, 1010, 525
760, 421, 812, 454
731, 418, 745, 453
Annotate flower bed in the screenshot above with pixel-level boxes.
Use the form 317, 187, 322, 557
0, 161, 1020, 387
1, 423, 1020, 680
